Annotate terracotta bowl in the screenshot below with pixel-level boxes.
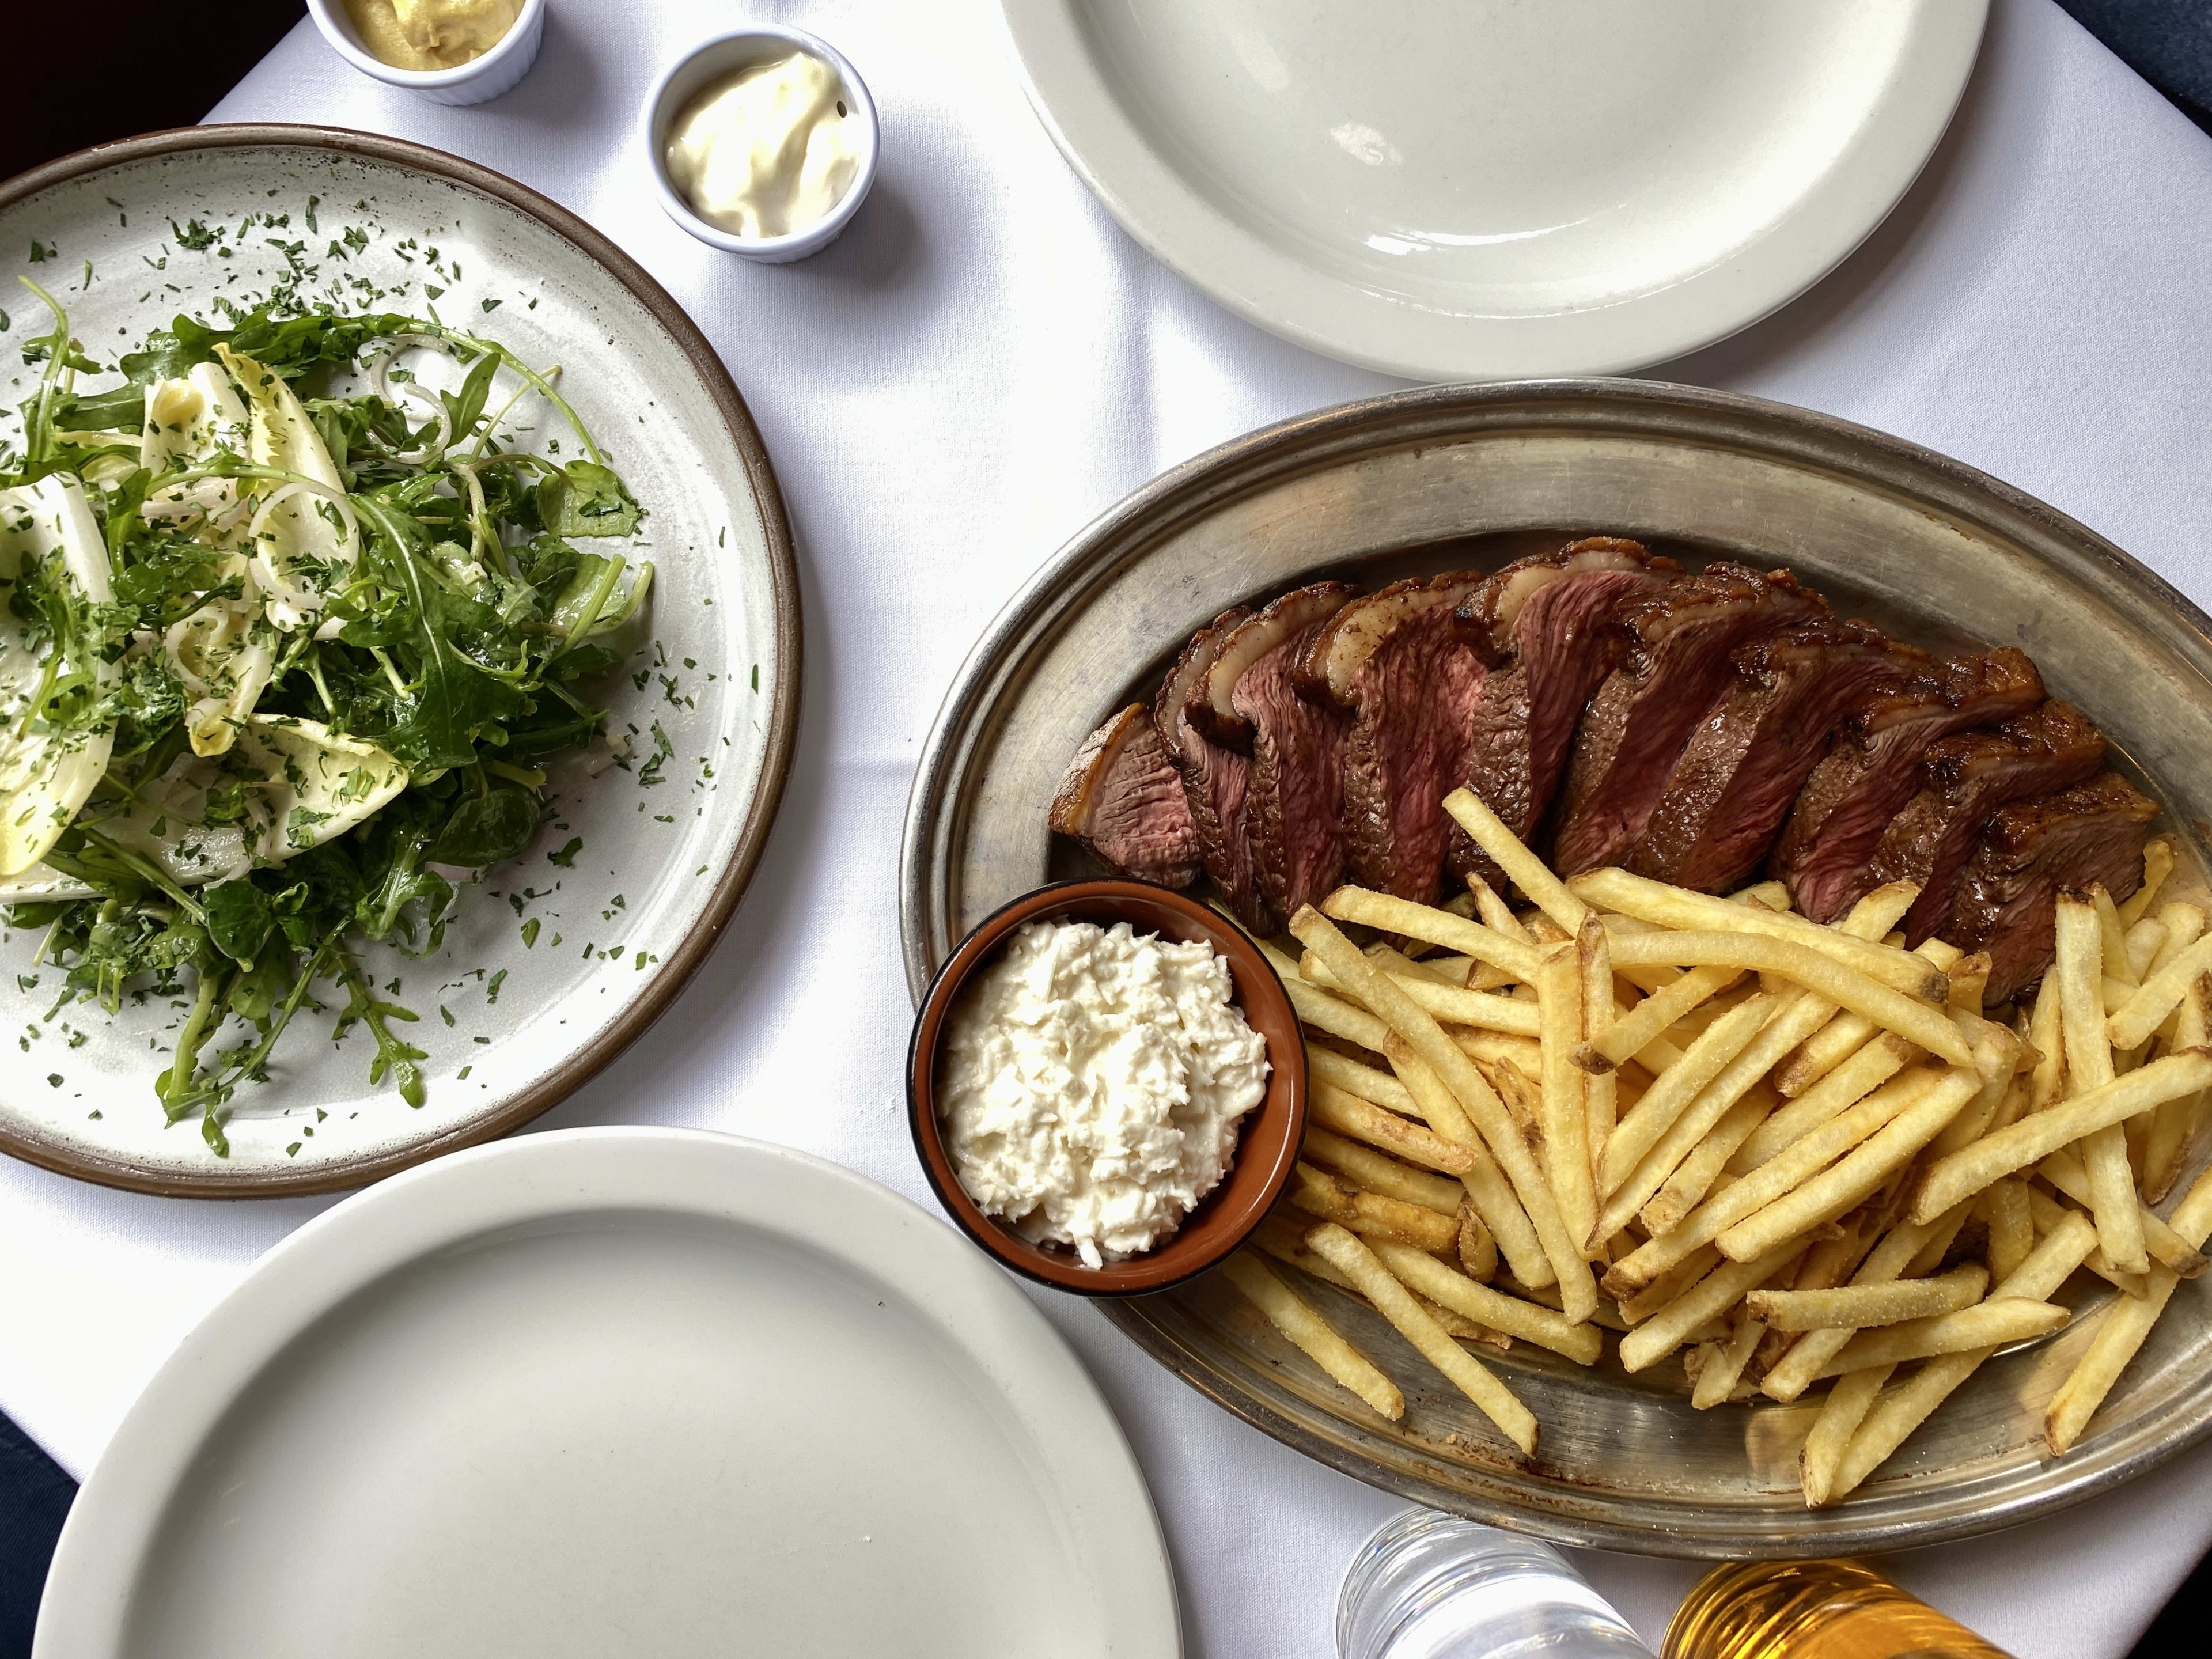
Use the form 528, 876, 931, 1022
907, 880, 1306, 1296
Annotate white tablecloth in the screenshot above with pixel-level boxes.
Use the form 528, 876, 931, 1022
7, 1, 2212, 1652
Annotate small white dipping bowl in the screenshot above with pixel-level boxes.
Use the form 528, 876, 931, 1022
643, 26, 881, 264
306, 0, 547, 107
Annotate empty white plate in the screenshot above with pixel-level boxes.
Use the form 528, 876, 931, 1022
1001, 0, 1987, 380
34, 1130, 1180, 1658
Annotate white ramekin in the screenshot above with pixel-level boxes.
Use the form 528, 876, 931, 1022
642, 26, 881, 264
306, 0, 547, 107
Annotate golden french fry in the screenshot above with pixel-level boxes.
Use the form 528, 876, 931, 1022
1306, 1044, 1420, 1113
1369, 1241, 1604, 1364
2116, 837, 2177, 927
2046, 1164, 2212, 1453
1572, 868, 1950, 1001
2123, 918, 2171, 985
1441, 788, 1588, 934
1984, 1177, 2035, 1283
1385, 1040, 1552, 1290
2057, 891, 2147, 1274
1320, 886, 1540, 981
1841, 881, 1925, 942
2093, 884, 2133, 984
2028, 971, 2066, 1112
2037, 1147, 2207, 1278
1289, 1162, 1461, 1252
2143, 980, 2209, 1203
1309, 1078, 1478, 1176
1816, 1298, 2070, 1377
2024, 1184, 2146, 1297
1910, 1051, 2212, 1222
1222, 1251, 1404, 1419
1458, 1198, 1499, 1283
1693, 1317, 1766, 1410
1466, 871, 1532, 942
1718, 1069, 1980, 1263
1802, 1363, 1895, 1506
1760, 1203, 1976, 1403
1588, 964, 1743, 1069
1618, 1243, 1802, 1373
1294, 907, 1596, 1322
1641, 1089, 1772, 1238
1302, 1127, 1468, 1213
1603, 930, 1969, 1065
1535, 941, 1595, 1249
2106, 932, 2212, 1051
1618, 1244, 1721, 1327
1305, 1223, 1539, 1453
1605, 1067, 1938, 1296
1945, 952, 1991, 1013
1748, 1263, 1987, 1331
1304, 950, 1543, 1035
1600, 995, 1775, 1195
1284, 973, 1395, 1054
1732, 1033, 1914, 1173
1578, 914, 1618, 1177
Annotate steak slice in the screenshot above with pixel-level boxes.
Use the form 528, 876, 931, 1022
1203, 584, 1361, 923
1155, 607, 1269, 930
1049, 704, 1203, 888
1772, 647, 2044, 922
1868, 700, 2108, 946
1626, 622, 1914, 893
1450, 537, 1672, 884
1300, 571, 1489, 901
1947, 772, 2159, 1005
1551, 563, 1826, 876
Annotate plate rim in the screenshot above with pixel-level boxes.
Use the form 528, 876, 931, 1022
995, 1, 1989, 381
896, 374, 2212, 1554
31, 1126, 1183, 1656
0, 124, 804, 1200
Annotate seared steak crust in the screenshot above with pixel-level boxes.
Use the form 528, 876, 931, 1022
1772, 648, 2044, 922
1627, 622, 1911, 893
1222, 585, 1361, 923
1946, 772, 2159, 1004
1451, 538, 1671, 886
1303, 572, 1490, 900
1551, 564, 1825, 876
1869, 700, 2107, 946
1154, 608, 1270, 930
1048, 704, 1203, 888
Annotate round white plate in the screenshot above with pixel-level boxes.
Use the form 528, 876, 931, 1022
35, 1128, 1180, 1658
0, 129, 800, 1196
1000, 0, 1987, 380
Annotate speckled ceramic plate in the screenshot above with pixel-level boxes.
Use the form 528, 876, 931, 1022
0, 128, 800, 1196
900, 380, 2212, 1554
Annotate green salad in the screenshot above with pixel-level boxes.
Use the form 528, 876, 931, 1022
0, 280, 651, 1152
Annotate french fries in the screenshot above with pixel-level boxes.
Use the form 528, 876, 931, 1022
1197, 821, 2204, 1509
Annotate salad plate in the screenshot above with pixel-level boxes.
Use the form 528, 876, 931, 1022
0, 127, 800, 1196
999, 0, 1986, 381
900, 378, 2212, 1554
33, 1128, 1180, 1658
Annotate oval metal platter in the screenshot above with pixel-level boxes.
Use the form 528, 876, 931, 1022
899, 379, 2212, 1555
0, 129, 800, 1196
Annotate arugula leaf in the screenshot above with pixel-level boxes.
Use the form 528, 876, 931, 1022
201, 879, 276, 966
432, 786, 539, 867
536, 460, 641, 539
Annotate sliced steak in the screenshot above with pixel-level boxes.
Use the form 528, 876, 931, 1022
1450, 537, 1672, 885
1550, 563, 1826, 876
1200, 584, 1361, 923
1300, 571, 1489, 902
1868, 700, 2108, 946
1049, 704, 1203, 888
1772, 647, 2044, 921
1626, 622, 1913, 893
1947, 772, 2159, 1005
1154, 607, 1269, 930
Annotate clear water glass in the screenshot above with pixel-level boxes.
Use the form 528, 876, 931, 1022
1339, 1508, 1656, 1659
